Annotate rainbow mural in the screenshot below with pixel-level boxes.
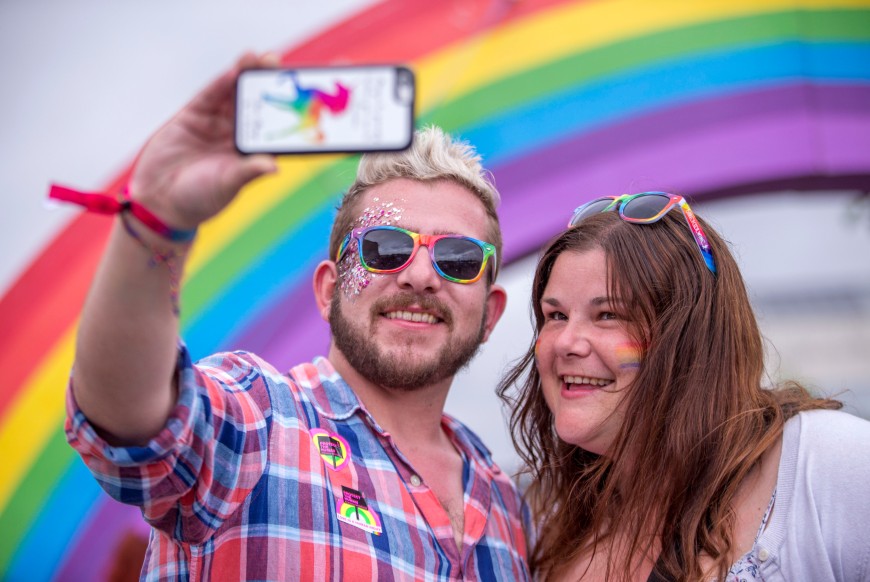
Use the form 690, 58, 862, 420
3, 0, 870, 579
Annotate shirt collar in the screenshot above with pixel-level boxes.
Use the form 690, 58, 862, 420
290, 357, 501, 474
442, 413, 499, 472
289, 356, 363, 421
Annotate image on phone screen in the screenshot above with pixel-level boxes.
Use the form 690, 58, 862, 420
235, 65, 415, 155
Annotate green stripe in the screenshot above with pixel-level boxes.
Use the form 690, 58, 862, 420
419, 8, 870, 131
0, 426, 75, 574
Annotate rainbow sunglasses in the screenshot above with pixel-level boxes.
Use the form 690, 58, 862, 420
568, 191, 717, 275
336, 225, 498, 284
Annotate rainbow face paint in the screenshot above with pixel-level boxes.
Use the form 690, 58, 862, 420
338, 197, 403, 299
616, 342, 643, 369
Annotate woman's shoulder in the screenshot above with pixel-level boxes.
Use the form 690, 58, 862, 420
780, 408, 870, 493
785, 408, 870, 453
764, 410, 870, 580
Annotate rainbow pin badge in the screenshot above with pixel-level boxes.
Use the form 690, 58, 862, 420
309, 428, 351, 471
337, 486, 383, 536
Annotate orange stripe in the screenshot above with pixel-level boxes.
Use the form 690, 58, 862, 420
0, 170, 128, 415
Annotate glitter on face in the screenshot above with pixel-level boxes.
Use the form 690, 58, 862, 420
337, 197, 404, 299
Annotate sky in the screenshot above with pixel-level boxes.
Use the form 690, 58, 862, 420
2, 0, 869, 472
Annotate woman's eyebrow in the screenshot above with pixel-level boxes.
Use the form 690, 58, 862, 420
541, 297, 561, 308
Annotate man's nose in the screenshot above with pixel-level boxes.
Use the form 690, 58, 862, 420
395, 245, 442, 292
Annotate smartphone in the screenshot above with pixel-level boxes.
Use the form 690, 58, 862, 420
235, 65, 415, 155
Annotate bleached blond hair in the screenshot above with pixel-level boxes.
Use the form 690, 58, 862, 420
328, 125, 502, 276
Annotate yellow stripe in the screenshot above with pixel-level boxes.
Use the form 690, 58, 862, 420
416, 0, 870, 109
185, 154, 344, 272
0, 327, 75, 513
4, 0, 868, 517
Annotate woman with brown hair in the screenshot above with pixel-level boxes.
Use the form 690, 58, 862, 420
499, 192, 870, 581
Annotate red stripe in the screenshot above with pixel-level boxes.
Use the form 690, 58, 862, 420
0, 0, 571, 418
0, 170, 129, 413
275, 0, 572, 65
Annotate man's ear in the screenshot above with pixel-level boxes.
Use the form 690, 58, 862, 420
312, 260, 338, 322
481, 284, 507, 343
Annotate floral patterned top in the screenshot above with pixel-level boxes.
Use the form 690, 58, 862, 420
724, 488, 777, 581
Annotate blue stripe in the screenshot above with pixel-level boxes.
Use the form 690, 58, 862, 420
463, 41, 870, 164
182, 202, 336, 359
7, 458, 102, 582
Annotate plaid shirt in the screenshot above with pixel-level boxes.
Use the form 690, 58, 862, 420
66, 347, 531, 581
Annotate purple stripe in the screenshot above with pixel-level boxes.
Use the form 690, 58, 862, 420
496, 83, 870, 259
494, 83, 870, 198
217, 84, 870, 377
54, 497, 149, 581
230, 271, 332, 369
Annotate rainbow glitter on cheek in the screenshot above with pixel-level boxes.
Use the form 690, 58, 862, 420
338, 254, 374, 298
616, 342, 643, 369
337, 197, 403, 300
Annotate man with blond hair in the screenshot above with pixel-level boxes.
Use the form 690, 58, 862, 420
64, 54, 530, 580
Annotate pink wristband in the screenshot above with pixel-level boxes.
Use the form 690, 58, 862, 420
47, 184, 197, 243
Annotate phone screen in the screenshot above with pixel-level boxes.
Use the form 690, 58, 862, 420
235, 65, 415, 155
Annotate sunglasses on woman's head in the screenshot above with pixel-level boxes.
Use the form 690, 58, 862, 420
568, 191, 717, 275
336, 225, 498, 284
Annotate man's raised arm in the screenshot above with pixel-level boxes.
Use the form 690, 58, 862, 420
70, 53, 278, 444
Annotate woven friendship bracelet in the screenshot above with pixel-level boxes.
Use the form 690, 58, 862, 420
47, 184, 198, 243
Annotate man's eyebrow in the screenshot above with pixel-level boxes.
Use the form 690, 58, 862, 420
392, 224, 455, 236
431, 228, 474, 237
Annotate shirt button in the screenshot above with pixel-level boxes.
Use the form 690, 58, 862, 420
758, 548, 770, 562
409, 474, 422, 487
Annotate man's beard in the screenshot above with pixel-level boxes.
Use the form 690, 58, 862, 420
329, 291, 486, 390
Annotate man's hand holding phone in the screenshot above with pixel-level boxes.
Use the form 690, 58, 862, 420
127, 52, 280, 233
125, 55, 416, 235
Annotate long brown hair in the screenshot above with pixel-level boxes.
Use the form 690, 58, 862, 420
498, 209, 840, 580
